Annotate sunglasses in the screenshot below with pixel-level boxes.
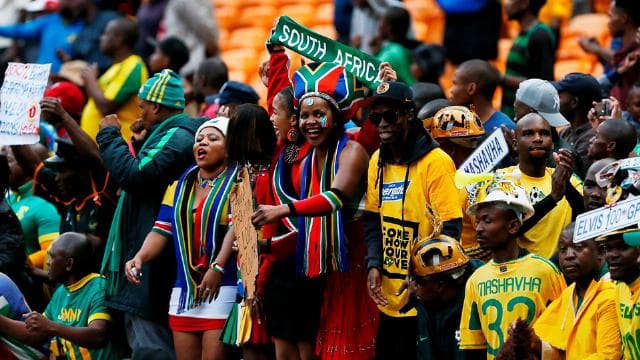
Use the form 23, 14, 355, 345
369, 109, 403, 126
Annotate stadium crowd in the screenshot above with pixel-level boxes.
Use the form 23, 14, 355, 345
0, 0, 640, 359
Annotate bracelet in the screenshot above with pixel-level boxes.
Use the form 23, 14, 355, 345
210, 262, 225, 274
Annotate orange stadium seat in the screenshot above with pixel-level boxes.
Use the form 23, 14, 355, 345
592, 0, 610, 14
413, 21, 428, 43
424, 16, 445, 44
496, 38, 513, 73
310, 25, 337, 40
221, 48, 260, 74
228, 70, 247, 83
215, 6, 238, 29
564, 13, 610, 43
279, 4, 314, 27
228, 27, 270, 51
312, 3, 334, 26
233, 6, 278, 29
554, 59, 592, 80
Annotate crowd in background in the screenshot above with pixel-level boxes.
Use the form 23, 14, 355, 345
0, 0, 639, 359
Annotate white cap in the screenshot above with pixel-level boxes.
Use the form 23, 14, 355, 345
467, 180, 534, 222
195, 117, 229, 140
516, 79, 569, 127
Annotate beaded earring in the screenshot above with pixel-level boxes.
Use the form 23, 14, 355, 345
286, 128, 299, 143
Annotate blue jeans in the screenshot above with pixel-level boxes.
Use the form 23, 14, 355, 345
124, 313, 175, 360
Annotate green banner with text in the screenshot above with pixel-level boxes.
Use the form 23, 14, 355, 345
269, 16, 382, 89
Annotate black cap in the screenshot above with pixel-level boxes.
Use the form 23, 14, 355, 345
215, 81, 259, 105
368, 81, 414, 108
148, 36, 190, 72
44, 138, 81, 169
552, 72, 603, 107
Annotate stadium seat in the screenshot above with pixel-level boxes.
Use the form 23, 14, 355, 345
554, 59, 592, 80
233, 6, 278, 29
278, 4, 314, 27
312, 3, 334, 26
228, 27, 269, 52
413, 21, 429, 43
424, 16, 445, 44
564, 13, 610, 43
221, 48, 259, 74
215, 6, 239, 29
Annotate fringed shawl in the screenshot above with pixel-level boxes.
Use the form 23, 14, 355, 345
173, 164, 238, 313
296, 135, 349, 277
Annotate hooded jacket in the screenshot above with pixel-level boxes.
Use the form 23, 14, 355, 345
364, 124, 462, 317
97, 113, 205, 321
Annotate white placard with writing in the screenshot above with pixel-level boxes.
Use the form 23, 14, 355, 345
574, 195, 640, 242
0, 62, 51, 145
459, 130, 510, 174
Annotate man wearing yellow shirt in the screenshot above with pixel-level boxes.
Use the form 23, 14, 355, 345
599, 229, 640, 359
459, 180, 566, 359
496, 113, 582, 258
364, 81, 462, 360
81, 18, 148, 141
533, 223, 622, 359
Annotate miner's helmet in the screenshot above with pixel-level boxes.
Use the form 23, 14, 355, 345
411, 234, 469, 278
428, 105, 485, 139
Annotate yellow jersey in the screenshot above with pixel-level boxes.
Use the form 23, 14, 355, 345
616, 277, 640, 359
365, 147, 462, 317
459, 253, 566, 359
466, 166, 582, 258
81, 54, 148, 141
533, 278, 622, 360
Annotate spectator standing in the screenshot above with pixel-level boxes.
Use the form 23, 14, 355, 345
374, 6, 418, 85
437, 0, 502, 64
159, 0, 219, 77
135, 0, 168, 59
448, 59, 515, 134
533, 224, 622, 359
66, 0, 120, 73
97, 69, 204, 358
598, 229, 640, 360
193, 58, 228, 119
0, 0, 85, 72
80, 18, 149, 141
460, 181, 566, 358
5, 146, 60, 270
125, 118, 237, 360
553, 73, 602, 179
364, 82, 462, 359
501, 0, 556, 119
587, 119, 637, 161
147, 36, 190, 74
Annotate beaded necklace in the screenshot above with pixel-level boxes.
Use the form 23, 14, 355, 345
197, 168, 227, 188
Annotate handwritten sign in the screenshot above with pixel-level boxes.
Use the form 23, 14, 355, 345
229, 167, 259, 300
574, 195, 640, 242
270, 16, 382, 89
0, 63, 51, 145
459, 130, 510, 174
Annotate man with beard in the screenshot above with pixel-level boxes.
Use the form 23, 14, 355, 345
491, 113, 582, 258
80, 17, 148, 141
0, 0, 85, 72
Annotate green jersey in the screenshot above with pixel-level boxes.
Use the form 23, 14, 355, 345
376, 41, 415, 85
44, 273, 117, 360
6, 180, 60, 255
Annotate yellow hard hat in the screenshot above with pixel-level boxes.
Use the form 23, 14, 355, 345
429, 106, 485, 139
412, 235, 469, 278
